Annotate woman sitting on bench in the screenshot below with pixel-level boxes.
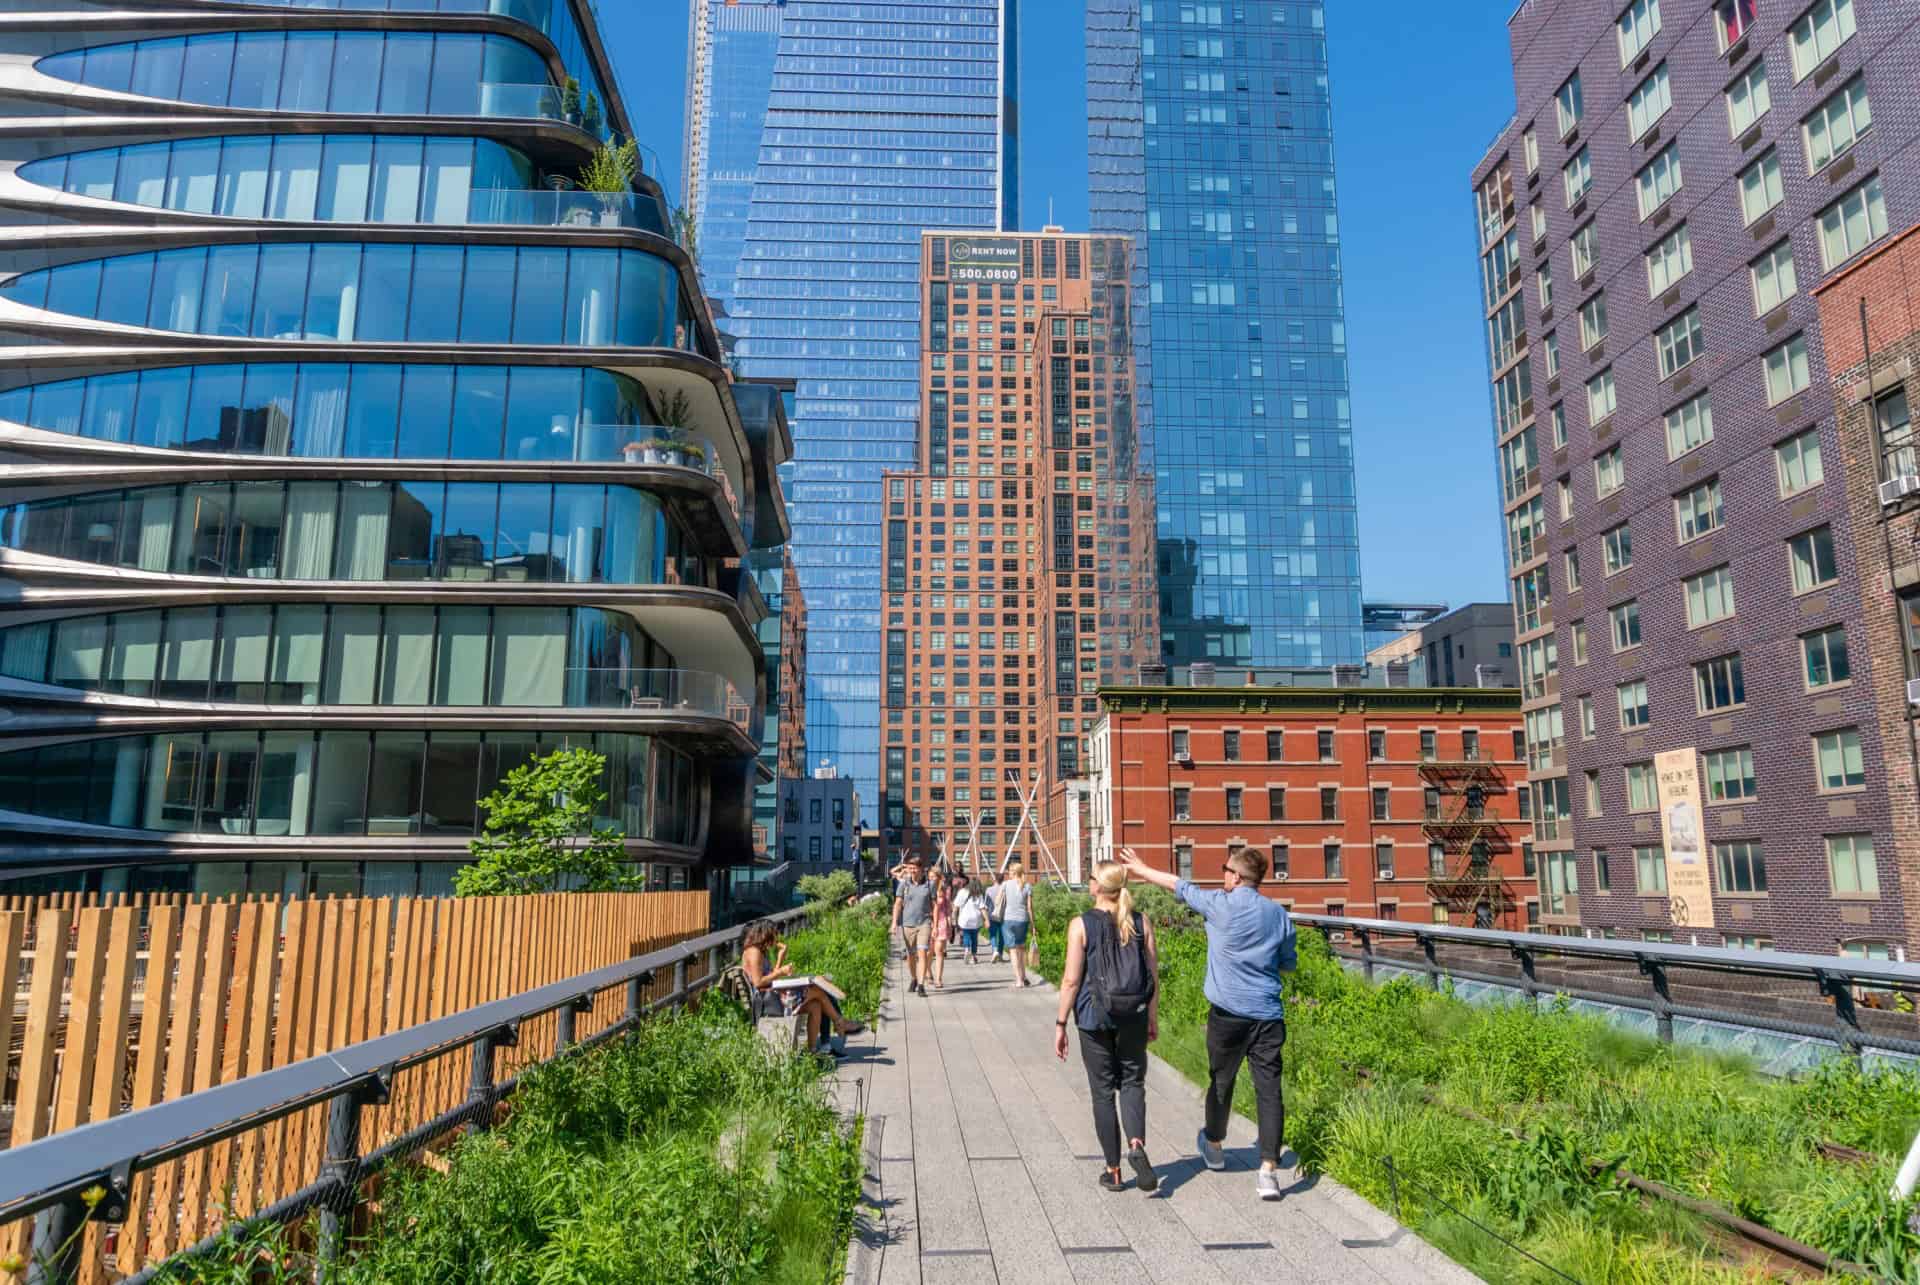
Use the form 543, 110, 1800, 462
740, 919, 864, 1055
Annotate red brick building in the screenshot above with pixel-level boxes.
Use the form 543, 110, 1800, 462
1087, 682, 1539, 928
1813, 222, 1920, 961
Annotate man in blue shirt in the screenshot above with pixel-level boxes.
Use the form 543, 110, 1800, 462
1121, 845, 1296, 1199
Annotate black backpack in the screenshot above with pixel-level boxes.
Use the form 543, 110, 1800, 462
1083, 910, 1156, 1023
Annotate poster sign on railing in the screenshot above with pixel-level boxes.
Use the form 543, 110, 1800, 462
1655, 746, 1715, 929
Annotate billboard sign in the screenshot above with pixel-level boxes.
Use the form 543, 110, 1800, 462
948, 237, 1021, 284
1654, 747, 1715, 930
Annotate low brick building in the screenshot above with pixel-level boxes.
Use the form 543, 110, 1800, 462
1814, 223, 1920, 961
1086, 681, 1539, 929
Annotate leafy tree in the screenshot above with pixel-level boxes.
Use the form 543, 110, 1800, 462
454, 748, 640, 896
795, 869, 856, 908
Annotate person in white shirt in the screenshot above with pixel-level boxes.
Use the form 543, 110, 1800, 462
952, 876, 987, 962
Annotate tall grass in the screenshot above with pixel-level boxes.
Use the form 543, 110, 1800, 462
140, 906, 890, 1285
1027, 886, 1920, 1283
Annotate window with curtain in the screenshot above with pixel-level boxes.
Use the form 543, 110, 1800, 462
491, 607, 567, 706
379, 606, 434, 704
434, 606, 490, 704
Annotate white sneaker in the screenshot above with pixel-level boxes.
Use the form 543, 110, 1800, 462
1197, 1129, 1226, 1171
1256, 1168, 1282, 1201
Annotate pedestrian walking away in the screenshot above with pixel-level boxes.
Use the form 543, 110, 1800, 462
1120, 844, 1296, 1199
1054, 860, 1161, 1193
892, 858, 937, 995
953, 876, 986, 962
929, 869, 955, 989
997, 860, 1035, 988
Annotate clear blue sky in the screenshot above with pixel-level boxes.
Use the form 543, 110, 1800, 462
603, 2, 1520, 610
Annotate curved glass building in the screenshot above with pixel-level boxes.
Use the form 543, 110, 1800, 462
0, 0, 792, 897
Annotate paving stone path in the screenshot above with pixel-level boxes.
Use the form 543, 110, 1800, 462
834, 944, 1481, 1284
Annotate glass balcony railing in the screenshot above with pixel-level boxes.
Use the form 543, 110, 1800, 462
575, 425, 714, 474
477, 82, 567, 123
466, 188, 668, 235
565, 668, 751, 733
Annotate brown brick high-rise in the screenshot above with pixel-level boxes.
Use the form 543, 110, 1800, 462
880, 231, 1157, 875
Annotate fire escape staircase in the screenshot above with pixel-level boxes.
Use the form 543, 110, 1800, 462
1420, 758, 1517, 925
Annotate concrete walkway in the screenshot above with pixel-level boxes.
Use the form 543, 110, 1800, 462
835, 944, 1480, 1284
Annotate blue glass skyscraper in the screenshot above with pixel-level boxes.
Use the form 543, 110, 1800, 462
1089, 0, 1362, 666
685, 0, 1016, 814
682, 0, 782, 318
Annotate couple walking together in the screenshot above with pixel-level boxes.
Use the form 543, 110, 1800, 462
1054, 845, 1296, 1198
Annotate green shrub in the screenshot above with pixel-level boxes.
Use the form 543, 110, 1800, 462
795, 869, 857, 908
781, 900, 888, 1021
333, 1006, 861, 1283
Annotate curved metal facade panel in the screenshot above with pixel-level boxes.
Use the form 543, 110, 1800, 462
0, 2, 780, 894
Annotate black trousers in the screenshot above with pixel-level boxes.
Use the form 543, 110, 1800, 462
1204, 1005, 1286, 1165
1077, 1015, 1149, 1169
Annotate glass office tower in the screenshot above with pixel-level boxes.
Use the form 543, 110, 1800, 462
681, 0, 782, 317
1088, 0, 1364, 667
685, 0, 1018, 815
0, 0, 792, 895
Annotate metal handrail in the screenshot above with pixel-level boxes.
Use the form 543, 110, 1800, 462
0, 905, 810, 1278
1293, 913, 1920, 1060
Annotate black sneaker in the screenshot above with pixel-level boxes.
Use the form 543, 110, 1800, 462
1128, 1145, 1159, 1193
1098, 1169, 1129, 1193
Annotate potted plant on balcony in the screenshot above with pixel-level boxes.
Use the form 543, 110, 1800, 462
581, 91, 603, 139
578, 138, 638, 228
621, 436, 707, 470
560, 76, 581, 127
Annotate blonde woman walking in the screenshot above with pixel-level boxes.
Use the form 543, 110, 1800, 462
997, 860, 1035, 988
1054, 861, 1160, 1192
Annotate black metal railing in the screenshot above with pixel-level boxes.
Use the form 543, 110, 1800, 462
1294, 913, 1920, 1064
0, 907, 809, 1285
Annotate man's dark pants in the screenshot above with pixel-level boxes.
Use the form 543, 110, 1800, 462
1203, 1005, 1286, 1166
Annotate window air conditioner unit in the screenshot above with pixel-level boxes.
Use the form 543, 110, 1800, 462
1273, 870, 1289, 881
1174, 812, 1191, 822
1174, 752, 1193, 766
1880, 474, 1920, 507
1907, 678, 1920, 708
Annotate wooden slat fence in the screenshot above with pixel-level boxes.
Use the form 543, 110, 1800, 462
0, 890, 710, 1279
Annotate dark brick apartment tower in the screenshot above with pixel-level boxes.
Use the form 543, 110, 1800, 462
1472, 0, 1917, 955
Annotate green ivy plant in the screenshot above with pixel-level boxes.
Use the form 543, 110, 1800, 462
454, 747, 640, 896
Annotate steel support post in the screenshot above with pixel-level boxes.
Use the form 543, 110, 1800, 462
1512, 945, 1539, 1010
1814, 969, 1864, 1059
1638, 956, 1674, 1043
1356, 928, 1375, 984
24, 1196, 86, 1285
555, 994, 594, 1051
317, 1068, 392, 1267
465, 1022, 519, 1136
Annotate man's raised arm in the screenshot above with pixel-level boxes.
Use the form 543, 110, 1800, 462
1119, 847, 1179, 891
